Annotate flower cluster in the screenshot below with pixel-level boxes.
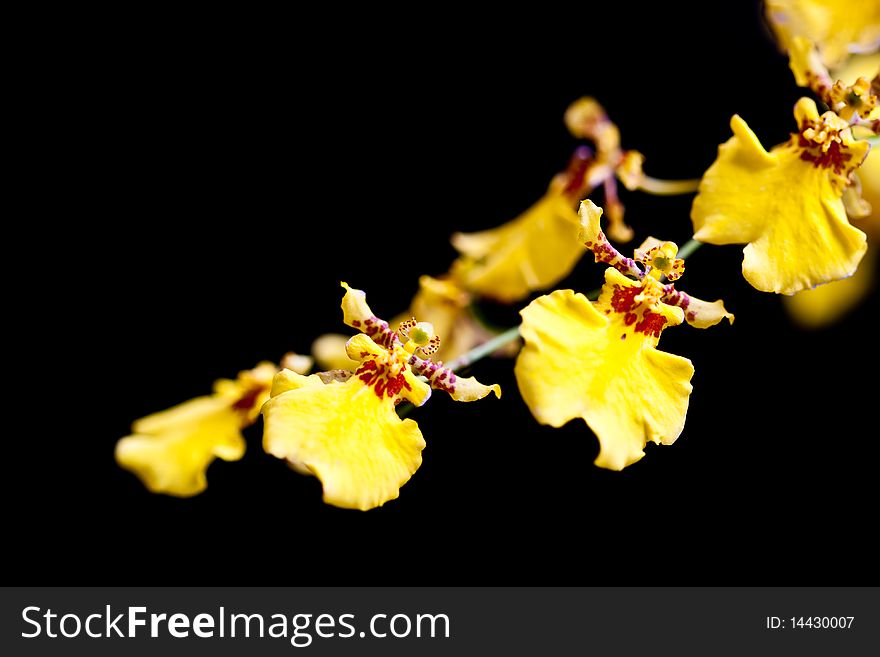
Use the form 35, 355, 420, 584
115, 0, 876, 509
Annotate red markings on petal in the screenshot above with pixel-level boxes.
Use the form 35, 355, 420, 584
356, 359, 407, 400
610, 284, 639, 313
634, 311, 667, 338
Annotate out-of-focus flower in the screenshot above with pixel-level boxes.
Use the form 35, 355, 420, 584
450, 98, 699, 304
788, 37, 879, 125
116, 359, 310, 496
691, 97, 870, 294
765, 0, 880, 69
262, 283, 500, 511
449, 146, 593, 304
515, 201, 732, 471
311, 333, 360, 371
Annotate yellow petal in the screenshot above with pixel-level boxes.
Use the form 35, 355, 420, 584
691, 104, 868, 294
450, 191, 584, 303
616, 150, 645, 191
339, 282, 396, 347
515, 284, 694, 470
409, 355, 502, 402
262, 376, 426, 510
212, 361, 277, 424
340, 281, 374, 327
270, 369, 325, 396
833, 53, 880, 89
852, 134, 880, 237
577, 200, 642, 277
564, 97, 621, 155
788, 35, 829, 88
662, 288, 735, 329
784, 245, 876, 327
116, 396, 245, 497
766, 0, 880, 69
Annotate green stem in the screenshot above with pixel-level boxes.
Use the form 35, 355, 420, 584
677, 238, 702, 260
639, 176, 701, 195
444, 325, 521, 371
859, 135, 880, 147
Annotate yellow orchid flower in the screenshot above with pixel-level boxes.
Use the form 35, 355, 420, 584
262, 283, 500, 511
765, 0, 880, 69
515, 201, 732, 471
116, 358, 310, 497
691, 97, 870, 295
784, 52, 880, 326
786, 139, 880, 325
450, 98, 699, 304
313, 275, 518, 371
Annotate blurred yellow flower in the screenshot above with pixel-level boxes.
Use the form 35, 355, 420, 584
450, 98, 699, 304
262, 283, 500, 510
116, 360, 307, 497
311, 333, 360, 371
449, 147, 591, 304
788, 37, 879, 123
515, 201, 732, 471
765, 0, 880, 69
691, 98, 870, 294
393, 275, 498, 363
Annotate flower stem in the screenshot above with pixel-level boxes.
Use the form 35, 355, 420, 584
444, 325, 521, 371
860, 135, 880, 147
677, 238, 702, 260
639, 176, 701, 195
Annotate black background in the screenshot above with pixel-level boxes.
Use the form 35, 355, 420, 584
14, 3, 878, 583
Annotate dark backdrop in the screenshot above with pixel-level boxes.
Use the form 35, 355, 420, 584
14, 3, 878, 583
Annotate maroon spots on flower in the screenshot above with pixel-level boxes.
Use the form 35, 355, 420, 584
409, 356, 457, 395
360, 316, 396, 348
352, 320, 361, 327
686, 311, 696, 322
798, 139, 852, 174
356, 359, 409, 400
610, 284, 639, 313
232, 385, 265, 413
607, 281, 669, 338
634, 311, 667, 338
593, 238, 619, 265
561, 145, 594, 197
796, 121, 855, 175
662, 285, 688, 309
